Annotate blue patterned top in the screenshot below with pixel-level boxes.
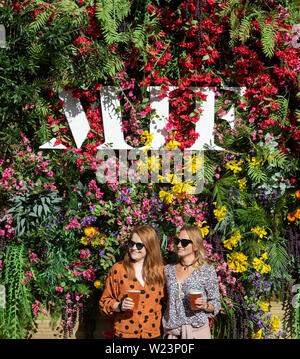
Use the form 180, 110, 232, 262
162, 263, 221, 329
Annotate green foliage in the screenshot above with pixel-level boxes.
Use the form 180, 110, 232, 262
266, 242, 291, 291
211, 297, 239, 339
95, 0, 131, 45
0, 242, 34, 339
4, 189, 62, 237
218, 0, 283, 58
212, 173, 236, 205
269, 95, 290, 127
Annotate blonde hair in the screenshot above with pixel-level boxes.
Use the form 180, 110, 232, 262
178, 225, 207, 270
123, 225, 164, 286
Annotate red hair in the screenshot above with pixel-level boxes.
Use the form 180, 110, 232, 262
122, 225, 164, 286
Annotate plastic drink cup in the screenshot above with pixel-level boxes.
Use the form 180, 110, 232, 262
189, 290, 202, 310
127, 290, 141, 309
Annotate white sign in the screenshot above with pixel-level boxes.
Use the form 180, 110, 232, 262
40, 86, 246, 151
0, 24, 6, 48
0, 284, 5, 309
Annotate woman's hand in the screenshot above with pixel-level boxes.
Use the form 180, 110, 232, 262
193, 297, 209, 311
119, 297, 135, 311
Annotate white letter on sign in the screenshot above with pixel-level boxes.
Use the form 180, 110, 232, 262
40, 89, 90, 149
40, 86, 245, 151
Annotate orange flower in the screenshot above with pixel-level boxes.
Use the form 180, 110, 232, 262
287, 212, 295, 222
287, 209, 300, 221
295, 190, 300, 199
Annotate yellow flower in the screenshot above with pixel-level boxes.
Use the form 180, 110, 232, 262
171, 183, 193, 196
252, 329, 263, 339
227, 252, 249, 273
141, 130, 154, 146
165, 132, 181, 150
252, 253, 271, 274
200, 226, 209, 237
84, 227, 98, 237
149, 155, 161, 172
159, 190, 167, 200
159, 173, 175, 184
165, 192, 174, 203
260, 263, 271, 274
253, 257, 263, 272
91, 236, 105, 247
261, 252, 268, 261
259, 302, 270, 312
166, 139, 181, 150
196, 221, 210, 238
213, 202, 227, 222
80, 236, 89, 246
226, 159, 243, 174
270, 315, 280, 331
251, 226, 267, 239
247, 156, 263, 168
237, 177, 247, 190
94, 280, 102, 289
159, 190, 173, 203
184, 153, 204, 174
223, 230, 241, 250
172, 183, 185, 194
137, 156, 149, 175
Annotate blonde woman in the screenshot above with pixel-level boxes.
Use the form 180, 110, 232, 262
162, 225, 221, 339
99, 225, 164, 339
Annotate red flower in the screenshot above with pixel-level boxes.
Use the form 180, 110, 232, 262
147, 5, 155, 15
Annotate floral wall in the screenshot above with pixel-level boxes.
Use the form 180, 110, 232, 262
0, 0, 299, 339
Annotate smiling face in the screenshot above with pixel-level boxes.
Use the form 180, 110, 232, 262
128, 233, 147, 263
176, 230, 197, 259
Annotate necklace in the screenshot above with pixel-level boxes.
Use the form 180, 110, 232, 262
180, 261, 194, 271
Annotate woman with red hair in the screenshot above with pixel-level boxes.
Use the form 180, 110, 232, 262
99, 225, 165, 339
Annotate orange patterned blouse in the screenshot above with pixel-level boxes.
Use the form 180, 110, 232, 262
99, 262, 165, 338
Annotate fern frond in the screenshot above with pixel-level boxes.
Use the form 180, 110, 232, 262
246, 165, 268, 183
261, 22, 276, 58
96, 0, 132, 45
28, 9, 51, 34
239, 17, 251, 44
233, 206, 269, 228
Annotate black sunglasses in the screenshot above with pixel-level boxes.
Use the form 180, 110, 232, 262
128, 240, 145, 250
173, 237, 193, 248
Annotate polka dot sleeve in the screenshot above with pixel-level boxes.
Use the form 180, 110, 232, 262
99, 263, 121, 317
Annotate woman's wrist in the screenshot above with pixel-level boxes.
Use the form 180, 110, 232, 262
117, 301, 123, 312
204, 302, 213, 313
113, 301, 123, 312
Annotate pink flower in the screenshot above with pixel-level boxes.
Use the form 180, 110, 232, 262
47, 171, 54, 177
56, 286, 64, 293
25, 271, 33, 279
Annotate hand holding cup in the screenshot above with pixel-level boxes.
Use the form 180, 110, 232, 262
193, 296, 208, 310
121, 297, 135, 311
189, 290, 207, 311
